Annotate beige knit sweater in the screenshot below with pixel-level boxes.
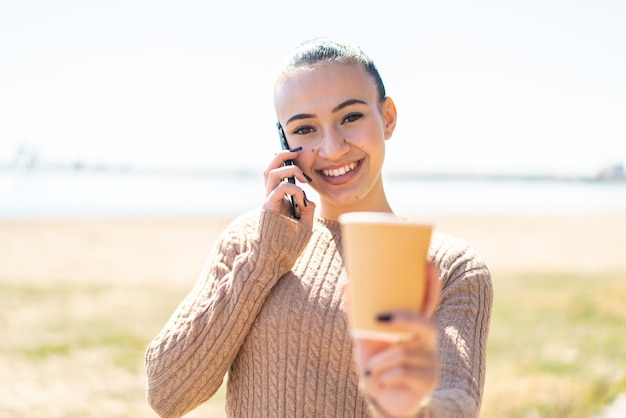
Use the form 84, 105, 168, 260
145, 210, 492, 417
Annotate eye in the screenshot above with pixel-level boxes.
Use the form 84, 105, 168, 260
342, 112, 363, 124
292, 125, 316, 135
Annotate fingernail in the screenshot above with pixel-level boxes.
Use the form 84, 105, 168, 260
303, 191, 308, 207
289, 146, 303, 152
376, 313, 393, 322
303, 173, 313, 182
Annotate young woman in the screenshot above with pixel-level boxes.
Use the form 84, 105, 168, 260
146, 38, 493, 418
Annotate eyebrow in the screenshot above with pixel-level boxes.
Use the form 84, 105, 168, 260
285, 99, 368, 126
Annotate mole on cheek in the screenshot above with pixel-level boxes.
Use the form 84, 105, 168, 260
311, 148, 316, 152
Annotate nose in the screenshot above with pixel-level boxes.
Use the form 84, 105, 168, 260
318, 127, 349, 160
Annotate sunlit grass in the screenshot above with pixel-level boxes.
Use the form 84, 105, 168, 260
2, 282, 150, 365
1, 270, 624, 417
482, 271, 626, 418
0, 280, 226, 417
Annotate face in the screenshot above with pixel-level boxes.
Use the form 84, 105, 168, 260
274, 61, 397, 219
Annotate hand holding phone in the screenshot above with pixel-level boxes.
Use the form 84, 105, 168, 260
277, 122, 301, 219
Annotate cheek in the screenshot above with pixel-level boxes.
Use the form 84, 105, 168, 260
295, 148, 316, 167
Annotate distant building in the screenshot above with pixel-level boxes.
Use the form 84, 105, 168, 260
11, 144, 39, 169
596, 163, 625, 181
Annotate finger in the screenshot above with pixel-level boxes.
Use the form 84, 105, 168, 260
275, 146, 303, 164
265, 181, 301, 206
263, 182, 300, 214
263, 150, 300, 184
263, 182, 316, 224
365, 340, 437, 371
264, 148, 303, 175
265, 165, 311, 194
265, 166, 298, 196
361, 345, 438, 400
375, 311, 438, 346
296, 189, 316, 226
374, 362, 439, 394
352, 338, 391, 376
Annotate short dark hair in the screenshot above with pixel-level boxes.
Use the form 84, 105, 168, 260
276, 38, 387, 102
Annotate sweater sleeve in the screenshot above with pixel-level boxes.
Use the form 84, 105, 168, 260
417, 231, 493, 418
145, 210, 312, 418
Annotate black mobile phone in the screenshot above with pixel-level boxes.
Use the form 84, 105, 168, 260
277, 122, 301, 219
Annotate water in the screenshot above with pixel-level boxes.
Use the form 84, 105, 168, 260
385, 176, 626, 215
1, 169, 264, 218
1, 169, 625, 218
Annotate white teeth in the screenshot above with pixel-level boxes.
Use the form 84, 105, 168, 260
323, 162, 357, 177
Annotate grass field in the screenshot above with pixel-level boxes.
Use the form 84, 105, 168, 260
482, 271, 626, 417
1, 215, 625, 417
0, 279, 227, 418
2, 271, 624, 417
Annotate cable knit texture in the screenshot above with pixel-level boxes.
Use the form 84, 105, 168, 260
145, 210, 493, 417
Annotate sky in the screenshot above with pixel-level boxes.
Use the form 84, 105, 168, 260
1, 0, 625, 177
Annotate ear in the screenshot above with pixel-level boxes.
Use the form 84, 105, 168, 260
381, 97, 397, 140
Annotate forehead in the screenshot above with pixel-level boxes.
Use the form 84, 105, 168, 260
274, 61, 378, 118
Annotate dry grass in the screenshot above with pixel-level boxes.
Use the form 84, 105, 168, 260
1, 214, 625, 417
0, 280, 226, 418
481, 271, 626, 417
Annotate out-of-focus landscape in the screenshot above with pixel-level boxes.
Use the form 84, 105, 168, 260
2, 1, 626, 417
1, 213, 625, 417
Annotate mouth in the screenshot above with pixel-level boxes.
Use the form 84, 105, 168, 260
320, 161, 360, 177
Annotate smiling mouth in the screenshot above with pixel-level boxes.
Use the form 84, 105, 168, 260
321, 161, 360, 177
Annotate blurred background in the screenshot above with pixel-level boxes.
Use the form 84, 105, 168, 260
1, 1, 625, 417
1, 0, 625, 218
